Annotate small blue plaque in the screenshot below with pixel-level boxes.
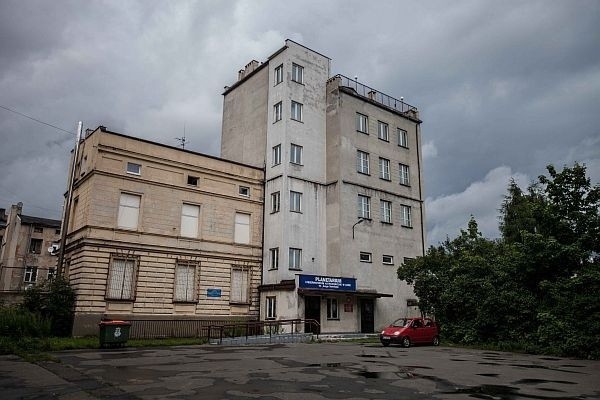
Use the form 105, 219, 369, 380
207, 288, 222, 298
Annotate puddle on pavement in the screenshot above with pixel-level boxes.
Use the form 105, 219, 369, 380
356, 354, 392, 358
449, 384, 520, 398
509, 364, 583, 374
514, 378, 576, 385
307, 362, 352, 368
450, 359, 469, 362
539, 357, 561, 361
478, 362, 500, 366
477, 373, 499, 377
355, 371, 415, 380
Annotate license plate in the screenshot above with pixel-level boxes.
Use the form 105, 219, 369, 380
382, 336, 390, 340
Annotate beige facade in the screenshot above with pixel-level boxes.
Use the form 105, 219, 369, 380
221, 40, 425, 333
0, 203, 61, 304
63, 127, 264, 336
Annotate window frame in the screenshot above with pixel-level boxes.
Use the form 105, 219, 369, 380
289, 247, 302, 270
29, 238, 43, 254
274, 64, 283, 85
357, 194, 371, 219
356, 113, 368, 134
230, 266, 250, 304
380, 200, 392, 224
401, 204, 413, 228
180, 203, 200, 238
187, 175, 199, 187
266, 296, 277, 320
379, 157, 390, 181
273, 101, 282, 122
272, 144, 282, 166
239, 186, 250, 197
24, 266, 38, 283
291, 63, 304, 84
47, 267, 56, 281
290, 191, 302, 213
382, 255, 394, 265
117, 192, 141, 230
356, 150, 370, 175
126, 162, 141, 175
327, 298, 339, 320
234, 212, 251, 244
290, 143, 303, 165
378, 121, 389, 141
291, 101, 303, 122
398, 128, 409, 148
269, 247, 279, 270
105, 255, 137, 301
271, 191, 281, 213
173, 261, 197, 303
359, 252, 372, 263
399, 163, 411, 186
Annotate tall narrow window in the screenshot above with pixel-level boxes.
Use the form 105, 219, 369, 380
269, 247, 279, 270
274, 64, 283, 85
327, 298, 339, 320
29, 238, 43, 254
117, 193, 141, 230
106, 257, 136, 300
398, 128, 408, 148
357, 151, 370, 175
266, 296, 277, 319
356, 113, 368, 133
380, 200, 392, 224
47, 267, 56, 281
399, 164, 410, 186
273, 101, 282, 122
181, 203, 199, 238
290, 191, 302, 212
174, 262, 196, 302
289, 248, 302, 269
291, 101, 303, 121
290, 143, 303, 164
291, 63, 304, 83
234, 213, 250, 244
24, 266, 38, 283
272, 144, 281, 166
358, 195, 371, 219
271, 191, 280, 213
379, 157, 390, 181
401, 205, 412, 227
378, 121, 389, 141
230, 266, 249, 303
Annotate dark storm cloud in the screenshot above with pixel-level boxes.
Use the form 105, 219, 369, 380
1, 0, 598, 244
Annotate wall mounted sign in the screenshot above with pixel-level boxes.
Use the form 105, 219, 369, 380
299, 274, 356, 292
207, 288, 222, 298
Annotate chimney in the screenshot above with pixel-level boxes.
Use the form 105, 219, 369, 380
237, 60, 260, 82
14, 202, 23, 216
367, 90, 377, 101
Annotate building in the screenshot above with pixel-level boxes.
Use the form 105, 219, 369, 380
62, 127, 264, 336
0, 203, 61, 304
221, 40, 425, 333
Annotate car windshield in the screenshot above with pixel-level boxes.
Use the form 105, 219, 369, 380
390, 318, 410, 327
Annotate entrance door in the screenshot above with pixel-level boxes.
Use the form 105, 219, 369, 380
304, 296, 321, 334
360, 299, 375, 333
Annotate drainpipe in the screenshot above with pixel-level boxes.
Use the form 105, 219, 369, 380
415, 122, 425, 256
57, 122, 82, 275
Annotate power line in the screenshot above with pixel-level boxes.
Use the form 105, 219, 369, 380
0, 104, 76, 136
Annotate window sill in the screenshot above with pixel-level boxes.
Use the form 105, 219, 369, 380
273, 120, 282, 124
327, 318, 340, 321
265, 317, 277, 320
229, 302, 251, 306
360, 261, 372, 263
270, 210, 280, 214
378, 138, 390, 142
291, 80, 305, 85
358, 171, 371, 176
173, 300, 197, 304
290, 210, 302, 214
380, 177, 391, 182
268, 268, 278, 271
289, 268, 302, 271
398, 145, 409, 149
401, 224, 413, 229
290, 162, 304, 166
381, 221, 393, 225
399, 183, 411, 188
383, 264, 395, 266
126, 172, 141, 176
358, 217, 372, 222
105, 298, 135, 302
291, 118, 304, 123
357, 131, 369, 135
272, 163, 281, 167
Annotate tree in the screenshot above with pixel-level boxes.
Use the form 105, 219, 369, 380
22, 276, 76, 337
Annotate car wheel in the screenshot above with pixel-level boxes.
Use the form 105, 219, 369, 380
381, 340, 390, 347
432, 336, 440, 346
402, 336, 411, 348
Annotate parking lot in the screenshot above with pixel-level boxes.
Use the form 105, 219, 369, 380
1, 342, 599, 399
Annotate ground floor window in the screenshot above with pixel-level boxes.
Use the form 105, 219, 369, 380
230, 266, 250, 304
327, 298, 339, 320
106, 257, 137, 300
174, 262, 197, 302
266, 296, 277, 320
24, 266, 38, 283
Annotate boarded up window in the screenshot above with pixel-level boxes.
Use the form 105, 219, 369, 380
174, 262, 196, 302
117, 193, 140, 230
234, 213, 250, 244
181, 203, 200, 238
107, 257, 136, 300
230, 267, 249, 303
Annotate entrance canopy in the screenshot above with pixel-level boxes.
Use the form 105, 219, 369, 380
297, 288, 393, 298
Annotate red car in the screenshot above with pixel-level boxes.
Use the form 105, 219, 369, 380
380, 317, 440, 347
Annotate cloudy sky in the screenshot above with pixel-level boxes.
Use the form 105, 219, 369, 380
1, 0, 598, 245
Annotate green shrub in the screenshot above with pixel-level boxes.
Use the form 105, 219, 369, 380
22, 276, 75, 337
0, 306, 51, 338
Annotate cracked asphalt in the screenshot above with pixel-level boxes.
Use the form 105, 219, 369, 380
1, 342, 599, 399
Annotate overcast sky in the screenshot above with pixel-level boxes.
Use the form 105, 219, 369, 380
1, 0, 598, 245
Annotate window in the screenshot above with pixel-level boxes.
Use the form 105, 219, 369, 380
273, 101, 282, 122
327, 298, 339, 320
230, 266, 249, 303
290, 191, 302, 213
33, 226, 43, 233
271, 191, 280, 213
401, 205, 413, 227
266, 296, 277, 319
358, 195, 371, 219
187, 176, 199, 186
292, 63, 304, 83
47, 267, 56, 280
399, 164, 410, 186
382, 255, 394, 265
234, 213, 251, 244
378, 121, 389, 141
117, 193, 141, 230
398, 128, 408, 148
239, 186, 250, 197
289, 248, 302, 269
357, 151, 370, 175
269, 247, 279, 270
106, 257, 136, 300
380, 200, 392, 224
274, 64, 283, 85
359, 252, 372, 263
24, 266, 38, 283
290, 143, 303, 165
272, 144, 281, 166
379, 158, 390, 181
356, 113, 368, 133
126, 162, 141, 175
29, 238, 43, 254
291, 101, 303, 121
181, 203, 200, 238
174, 262, 196, 302
55, 229, 61, 235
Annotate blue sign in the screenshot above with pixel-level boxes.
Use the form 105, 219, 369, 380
207, 288, 222, 298
299, 274, 356, 292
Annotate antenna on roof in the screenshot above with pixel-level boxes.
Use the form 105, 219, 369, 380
176, 123, 188, 149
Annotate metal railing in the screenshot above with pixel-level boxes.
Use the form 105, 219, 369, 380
334, 74, 418, 114
128, 318, 255, 339
208, 319, 321, 344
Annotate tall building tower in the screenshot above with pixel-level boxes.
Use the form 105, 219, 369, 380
221, 40, 424, 333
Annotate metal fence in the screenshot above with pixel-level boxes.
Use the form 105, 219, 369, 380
209, 319, 321, 344
335, 74, 418, 114
128, 318, 255, 339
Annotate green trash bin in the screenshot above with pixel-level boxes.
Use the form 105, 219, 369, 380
99, 320, 131, 348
